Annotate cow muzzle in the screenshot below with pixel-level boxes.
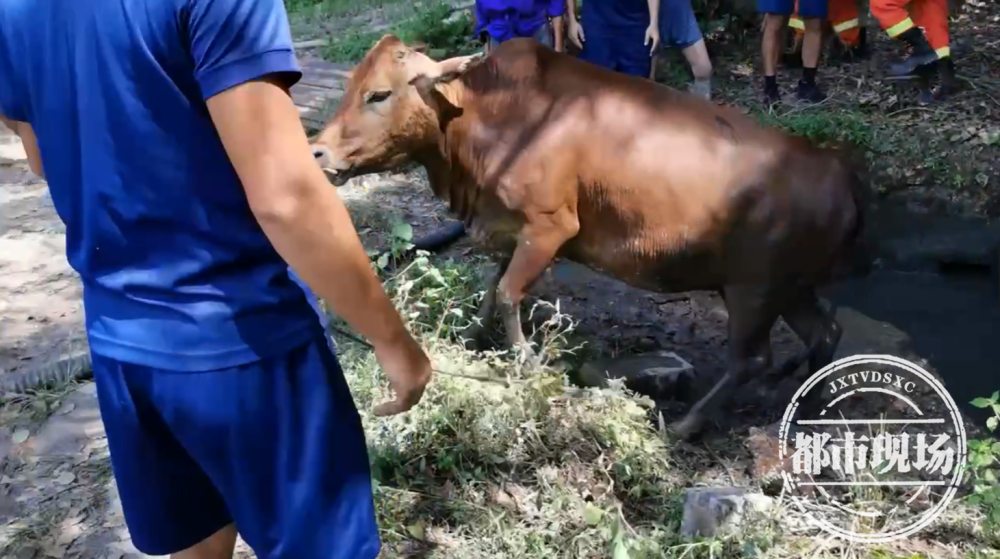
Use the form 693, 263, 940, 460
311, 144, 354, 187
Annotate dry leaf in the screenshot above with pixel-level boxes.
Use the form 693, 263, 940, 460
12, 428, 29, 444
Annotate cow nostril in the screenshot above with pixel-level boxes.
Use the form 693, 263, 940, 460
312, 149, 325, 160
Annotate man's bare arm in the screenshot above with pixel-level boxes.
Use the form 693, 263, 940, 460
204, 76, 412, 350
1, 113, 44, 178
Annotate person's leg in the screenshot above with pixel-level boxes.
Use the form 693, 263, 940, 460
828, 0, 861, 50
796, 0, 829, 102
910, 0, 956, 99
90, 353, 237, 558
662, 0, 713, 99
173, 526, 238, 559
155, 332, 381, 559
870, 0, 938, 76
758, 0, 793, 102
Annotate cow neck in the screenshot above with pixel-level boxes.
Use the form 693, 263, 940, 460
414, 80, 467, 201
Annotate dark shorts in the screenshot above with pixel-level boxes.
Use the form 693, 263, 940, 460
92, 332, 379, 558
659, 0, 704, 50
757, 0, 828, 18
579, 29, 653, 78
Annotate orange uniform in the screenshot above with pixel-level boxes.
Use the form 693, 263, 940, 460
870, 0, 950, 59
789, 0, 861, 48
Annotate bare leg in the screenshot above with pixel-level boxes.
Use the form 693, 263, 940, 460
462, 256, 512, 351
800, 17, 823, 68
172, 524, 237, 559
761, 14, 786, 101
496, 208, 579, 367
681, 39, 713, 99
796, 17, 828, 102
671, 285, 781, 440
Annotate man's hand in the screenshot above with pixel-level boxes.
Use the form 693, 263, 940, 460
372, 333, 433, 416
644, 23, 660, 55
568, 20, 585, 49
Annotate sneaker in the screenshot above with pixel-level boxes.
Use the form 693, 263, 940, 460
764, 81, 781, 104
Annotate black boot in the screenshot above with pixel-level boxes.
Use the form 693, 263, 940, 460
888, 27, 939, 77
933, 57, 958, 100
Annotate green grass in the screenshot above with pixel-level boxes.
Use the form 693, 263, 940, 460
321, 1, 480, 63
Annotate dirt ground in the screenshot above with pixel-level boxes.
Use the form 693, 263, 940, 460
0, 124, 86, 377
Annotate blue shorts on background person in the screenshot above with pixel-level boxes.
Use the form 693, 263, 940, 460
659, 0, 704, 51
757, 0, 828, 19
475, 0, 564, 50
578, 0, 655, 77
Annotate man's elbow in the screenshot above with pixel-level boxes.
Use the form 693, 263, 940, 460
244, 173, 316, 229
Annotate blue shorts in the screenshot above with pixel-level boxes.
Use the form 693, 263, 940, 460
757, 0, 828, 18
659, 0, 704, 50
92, 333, 380, 558
579, 29, 652, 78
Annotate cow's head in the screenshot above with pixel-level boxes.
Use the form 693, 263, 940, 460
310, 35, 483, 186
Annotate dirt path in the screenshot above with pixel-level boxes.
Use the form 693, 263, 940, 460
0, 125, 87, 377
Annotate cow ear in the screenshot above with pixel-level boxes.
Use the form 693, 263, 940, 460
427, 52, 485, 84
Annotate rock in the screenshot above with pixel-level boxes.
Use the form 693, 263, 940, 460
679, 486, 775, 538
576, 350, 696, 400
744, 424, 790, 496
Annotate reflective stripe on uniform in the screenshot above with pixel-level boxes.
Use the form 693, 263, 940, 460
936, 46, 950, 58
788, 17, 805, 30
886, 17, 913, 37
833, 18, 859, 32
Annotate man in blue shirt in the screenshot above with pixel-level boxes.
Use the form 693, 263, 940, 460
568, 0, 661, 78
475, 0, 567, 52
0, 0, 432, 558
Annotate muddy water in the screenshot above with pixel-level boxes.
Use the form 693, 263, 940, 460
823, 269, 1000, 425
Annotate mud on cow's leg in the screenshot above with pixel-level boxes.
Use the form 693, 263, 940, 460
461, 256, 512, 351
777, 286, 843, 416
496, 208, 579, 370
671, 285, 781, 440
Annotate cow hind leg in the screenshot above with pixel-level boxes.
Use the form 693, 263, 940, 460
671, 285, 782, 440
773, 286, 843, 416
461, 256, 511, 351
496, 210, 579, 369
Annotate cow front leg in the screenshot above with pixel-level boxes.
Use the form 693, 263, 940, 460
496, 212, 578, 369
461, 256, 512, 351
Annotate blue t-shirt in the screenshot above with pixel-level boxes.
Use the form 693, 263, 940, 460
0, 0, 326, 371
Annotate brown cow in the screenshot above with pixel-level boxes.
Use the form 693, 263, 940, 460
310, 35, 872, 440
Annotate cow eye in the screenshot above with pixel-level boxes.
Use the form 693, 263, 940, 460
363, 90, 392, 104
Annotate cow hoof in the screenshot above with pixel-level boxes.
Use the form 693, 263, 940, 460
460, 326, 488, 352
515, 344, 543, 372
669, 414, 705, 441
